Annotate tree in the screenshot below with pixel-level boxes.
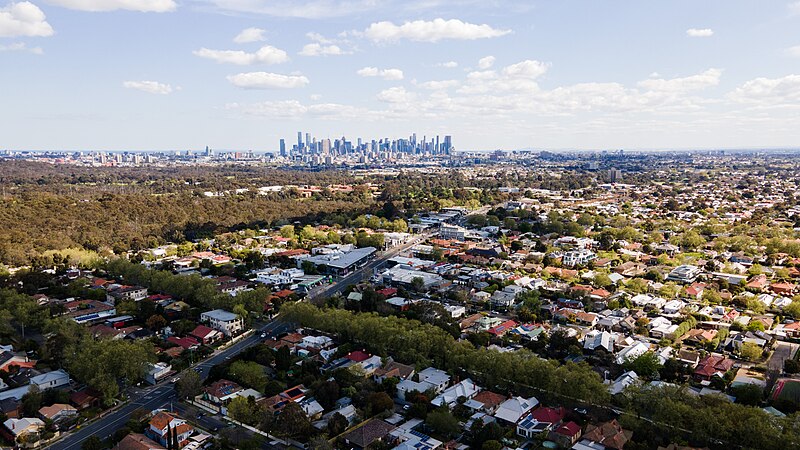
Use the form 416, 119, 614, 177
229, 361, 268, 391
739, 342, 762, 361
624, 351, 663, 379
146, 314, 167, 331
482, 440, 502, 450
175, 371, 202, 399
275, 346, 292, 372
367, 392, 394, 416
411, 277, 425, 293
227, 396, 259, 425
276, 402, 311, 438
279, 225, 295, 239
82, 436, 104, 450
731, 384, 763, 406
425, 408, 460, 438
327, 412, 349, 436
314, 380, 340, 410
21, 385, 42, 417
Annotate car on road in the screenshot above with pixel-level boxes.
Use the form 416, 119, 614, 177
260, 332, 267, 338
171, 377, 179, 383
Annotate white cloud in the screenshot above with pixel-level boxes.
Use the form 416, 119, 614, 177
790, 1, 800, 16
686, 28, 713, 37
637, 68, 722, 92
204, 0, 381, 19
364, 18, 511, 43
377, 86, 415, 103
785, 45, 800, 58
437, 61, 458, 68
0, 2, 53, 37
226, 99, 367, 119
227, 72, 309, 89
418, 79, 459, 90
501, 60, 549, 78
306, 32, 332, 44
193, 45, 289, 65
0, 41, 42, 54
233, 27, 266, 43
727, 74, 800, 107
357, 66, 404, 80
123, 80, 174, 95
299, 42, 348, 56
45, 0, 176, 12
477, 55, 495, 69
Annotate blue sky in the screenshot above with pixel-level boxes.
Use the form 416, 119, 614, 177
2, 0, 800, 151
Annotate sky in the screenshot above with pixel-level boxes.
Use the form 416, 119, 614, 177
2, 0, 800, 152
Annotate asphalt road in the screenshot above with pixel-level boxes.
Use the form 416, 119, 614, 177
769, 341, 798, 373
311, 233, 431, 301
46, 319, 293, 450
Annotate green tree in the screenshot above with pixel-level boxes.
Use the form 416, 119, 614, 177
276, 402, 312, 438
425, 408, 460, 438
82, 436, 105, 450
279, 225, 296, 239
739, 342, 762, 361
175, 371, 202, 399
227, 396, 259, 425
482, 440, 502, 450
624, 351, 663, 379
326, 412, 349, 437
228, 360, 268, 391
367, 392, 394, 416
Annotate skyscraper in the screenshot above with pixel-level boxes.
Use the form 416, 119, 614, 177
279, 139, 286, 157
297, 131, 303, 149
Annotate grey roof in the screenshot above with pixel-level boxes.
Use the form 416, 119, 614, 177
305, 247, 376, 270
201, 309, 239, 321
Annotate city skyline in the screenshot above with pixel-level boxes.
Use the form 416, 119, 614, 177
2, 1, 800, 151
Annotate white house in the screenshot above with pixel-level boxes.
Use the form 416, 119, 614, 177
200, 309, 244, 336
562, 250, 596, 268
145, 363, 172, 385
494, 396, 539, 424
31, 370, 70, 391
431, 379, 480, 408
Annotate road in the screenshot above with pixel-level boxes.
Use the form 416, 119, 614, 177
46, 320, 293, 450
768, 341, 798, 373
310, 233, 431, 301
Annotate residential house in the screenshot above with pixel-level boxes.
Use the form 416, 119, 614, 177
31, 369, 70, 391
549, 421, 582, 448
609, 371, 639, 395
666, 265, 701, 284
694, 355, 735, 382
190, 325, 223, 345
200, 309, 244, 337
517, 406, 565, 438
431, 379, 480, 409
107, 285, 148, 303
373, 361, 415, 383
38, 403, 78, 423
562, 250, 597, 268
396, 368, 450, 401
146, 412, 193, 449
467, 391, 507, 414
145, 363, 172, 385
584, 330, 616, 353
116, 433, 166, 450
2, 417, 45, 444
342, 419, 396, 449
0, 351, 35, 373
577, 419, 633, 450
494, 396, 539, 425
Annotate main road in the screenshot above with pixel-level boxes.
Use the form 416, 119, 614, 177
46, 320, 293, 450
310, 232, 432, 301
